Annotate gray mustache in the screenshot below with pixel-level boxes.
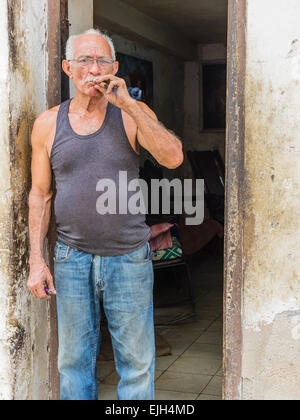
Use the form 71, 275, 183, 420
84, 77, 101, 84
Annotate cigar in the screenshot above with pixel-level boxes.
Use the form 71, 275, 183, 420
84, 77, 108, 89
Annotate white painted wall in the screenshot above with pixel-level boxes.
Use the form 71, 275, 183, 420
68, 0, 94, 97
242, 0, 300, 399
69, 0, 93, 35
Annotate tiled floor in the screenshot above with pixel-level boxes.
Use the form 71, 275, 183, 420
97, 251, 223, 400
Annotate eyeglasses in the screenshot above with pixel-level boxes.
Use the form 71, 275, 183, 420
68, 57, 115, 68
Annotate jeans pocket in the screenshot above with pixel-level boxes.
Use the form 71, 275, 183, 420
125, 242, 152, 263
54, 241, 71, 263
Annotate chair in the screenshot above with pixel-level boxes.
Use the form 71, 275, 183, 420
140, 161, 196, 325
187, 150, 225, 224
150, 221, 196, 326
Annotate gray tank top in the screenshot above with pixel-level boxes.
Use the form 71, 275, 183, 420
50, 99, 151, 256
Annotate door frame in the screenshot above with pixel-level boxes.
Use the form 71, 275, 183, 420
223, 0, 246, 400
46, 0, 70, 401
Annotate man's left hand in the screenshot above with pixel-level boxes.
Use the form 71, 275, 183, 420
94, 75, 135, 111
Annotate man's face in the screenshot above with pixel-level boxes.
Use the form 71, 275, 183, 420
63, 34, 119, 97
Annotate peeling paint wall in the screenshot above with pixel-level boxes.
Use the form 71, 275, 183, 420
0, 0, 13, 401
0, 0, 52, 400
242, 0, 300, 399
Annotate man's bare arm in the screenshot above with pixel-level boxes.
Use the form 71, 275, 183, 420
27, 113, 56, 300
94, 75, 184, 169
127, 101, 184, 169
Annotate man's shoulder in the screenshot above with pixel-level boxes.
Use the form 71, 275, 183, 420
31, 104, 61, 148
34, 104, 60, 129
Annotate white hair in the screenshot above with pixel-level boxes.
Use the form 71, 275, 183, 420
65, 29, 116, 61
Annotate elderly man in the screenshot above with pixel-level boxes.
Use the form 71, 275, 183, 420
27, 29, 183, 401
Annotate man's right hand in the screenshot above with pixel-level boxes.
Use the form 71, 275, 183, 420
27, 259, 56, 300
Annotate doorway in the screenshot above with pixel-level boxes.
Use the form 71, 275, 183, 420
91, 0, 228, 401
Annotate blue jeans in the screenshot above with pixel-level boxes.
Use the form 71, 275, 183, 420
54, 240, 155, 401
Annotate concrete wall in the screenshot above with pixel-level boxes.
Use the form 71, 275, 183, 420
94, 0, 196, 60
111, 34, 185, 178
182, 43, 226, 178
112, 34, 185, 137
241, 0, 300, 399
68, 0, 94, 97
0, 0, 53, 400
